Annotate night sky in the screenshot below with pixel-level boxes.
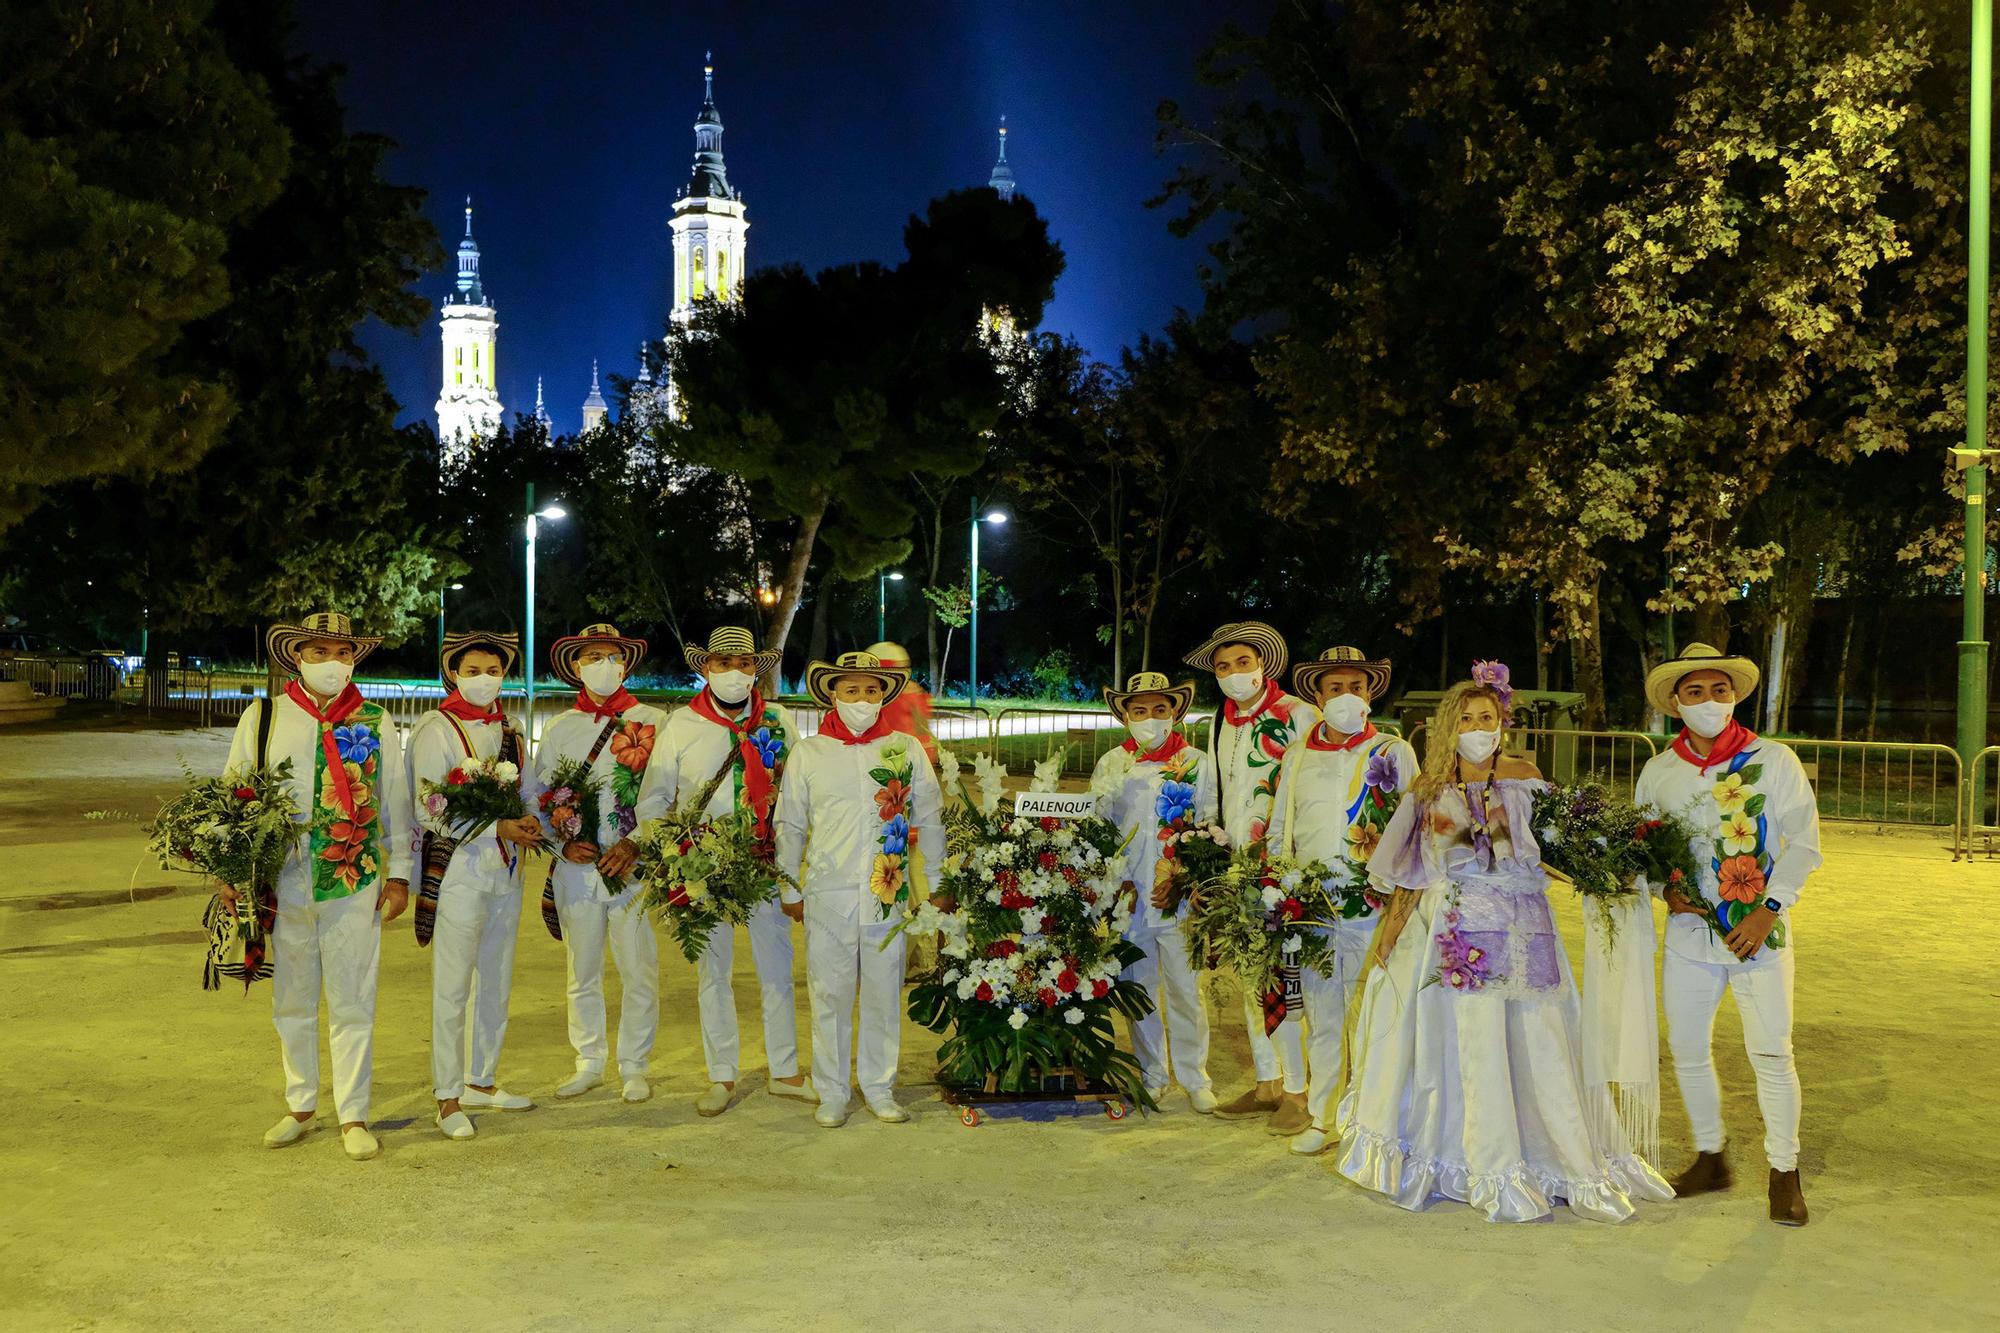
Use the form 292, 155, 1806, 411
293, 1, 1256, 437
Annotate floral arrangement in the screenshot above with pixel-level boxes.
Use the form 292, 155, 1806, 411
1532, 779, 1701, 945
904, 749, 1157, 1106
147, 760, 303, 991
1182, 852, 1339, 1003
539, 757, 621, 893
418, 754, 554, 853
632, 772, 794, 963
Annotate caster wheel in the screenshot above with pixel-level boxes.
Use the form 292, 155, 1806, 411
1105, 1100, 1128, 1120
960, 1106, 980, 1127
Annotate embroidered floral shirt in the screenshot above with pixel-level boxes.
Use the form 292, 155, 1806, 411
774, 730, 944, 921
639, 698, 797, 821
1210, 689, 1317, 848
1266, 730, 1420, 891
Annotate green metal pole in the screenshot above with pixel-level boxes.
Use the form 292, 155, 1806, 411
525, 481, 538, 732
968, 496, 980, 709
1961, 0, 1993, 831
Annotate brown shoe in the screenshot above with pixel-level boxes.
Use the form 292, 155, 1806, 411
1768, 1169, 1809, 1226
1212, 1087, 1281, 1120
1670, 1148, 1733, 1196
1266, 1099, 1313, 1136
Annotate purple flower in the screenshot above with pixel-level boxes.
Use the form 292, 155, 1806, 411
1363, 752, 1398, 793
1470, 659, 1515, 717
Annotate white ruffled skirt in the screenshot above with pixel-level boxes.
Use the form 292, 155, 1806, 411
1335, 885, 1673, 1223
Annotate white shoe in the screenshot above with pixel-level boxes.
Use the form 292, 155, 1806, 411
1187, 1087, 1219, 1115
263, 1114, 312, 1149
767, 1078, 819, 1104
460, 1087, 534, 1111
814, 1100, 851, 1128
695, 1083, 734, 1117
622, 1076, 652, 1104
1290, 1127, 1331, 1156
864, 1096, 911, 1124
436, 1111, 476, 1141
341, 1125, 380, 1161
555, 1071, 602, 1099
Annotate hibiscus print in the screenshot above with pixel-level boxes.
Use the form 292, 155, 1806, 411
875, 777, 911, 822
1717, 854, 1766, 904
869, 853, 906, 904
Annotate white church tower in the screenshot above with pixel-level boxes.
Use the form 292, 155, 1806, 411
580, 360, 609, 434
668, 53, 748, 326
436, 198, 502, 465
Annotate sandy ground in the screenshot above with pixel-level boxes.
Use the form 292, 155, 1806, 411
1, 716, 1995, 1332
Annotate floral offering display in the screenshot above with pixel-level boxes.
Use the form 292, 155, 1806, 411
903, 748, 1158, 1107
539, 756, 621, 893
1531, 779, 1701, 946
632, 772, 794, 964
147, 760, 304, 991
1181, 852, 1339, 1025
418, 754, 554, 853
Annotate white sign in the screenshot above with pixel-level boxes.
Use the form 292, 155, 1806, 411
1013, 791, 1098, 820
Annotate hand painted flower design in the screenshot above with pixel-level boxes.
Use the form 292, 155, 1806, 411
1717, 854, 1766, 904
875, 778, 911, 822
1711, 772, 1750, 813
333, 723, 379, 766
1718, 809, 1759, 856
610, 721, 656, 772
1154, 779, 1195, 827
752, 726, 784, 769
869, 854, 905, 904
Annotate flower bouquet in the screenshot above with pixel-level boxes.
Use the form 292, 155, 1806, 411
418, 754, 555, 853
1182, 852, 1339, 1025
633, 773, 793, 964
538, 756, 621, 893
1532, 779, 1700, 946
147, 760, 304, 990
904, 749, 1157, 1108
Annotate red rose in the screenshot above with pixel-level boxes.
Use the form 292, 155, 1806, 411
999, 888, 1033, 910
1039, 915, 1054, 934
975, 982, 994, 1002
1038, 851, 1058, 871
1279, 897, 1304, 920
446, 767, 468, 786
1091, 978, 1109, 998
1060, 866, 1080, 885
1040, 817, 1060, 833
987, 940, 1018, 959
1668, 868, 1685, 883
1057, 969, 1079, 994
1038, 986, 1059, 1008
996, 869, 1018, 891
233, 786, 257, 801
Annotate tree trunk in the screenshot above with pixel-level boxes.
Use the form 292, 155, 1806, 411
1833, 604, 1854, 740
1765, 614, 1788, 735
1690, 601, 1728, 651
758, 501, 826, 696
1438, 611, 1449, 690
924, 502, 945, 692
806, 570, 834, 666
1532, 596, 1550, 692
1571, 580, 1607, 728
1865, 605, 1884, 741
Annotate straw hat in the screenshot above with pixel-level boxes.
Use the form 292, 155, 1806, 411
266, 612, 381, 676
1292, 646, 1392, 702
1645, 642, 1761, 717
804, 651, 908, 707
548, 623, 650, 689
683, 625, 780, 676
440, 630, 520, 684
1182, 620, 1290, 679
1102, 670, 1196, 721
865, 641, 911, 669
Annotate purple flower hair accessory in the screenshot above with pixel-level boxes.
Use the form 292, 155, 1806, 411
1470, 659, 1514, 721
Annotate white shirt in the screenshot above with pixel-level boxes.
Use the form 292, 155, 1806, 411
637, 695, 798, 822
1209, 688, 1317, 846
1266, 726, 1421, 870
406, 708, 528, 893
775, 730, 944, 920
530, 701, 672, 904
1090, 741, 1219, 933
225, 689, 413, 889
1633, 733, 1821, 965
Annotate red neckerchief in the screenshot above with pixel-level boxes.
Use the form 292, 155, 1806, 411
1671, 719, 1756, 774
1306, 721, 1377, 752
284, 680, 366, 819
1121, 731, 1190, 764
577, 687, 637, 721
688, 686, 778, 836
1222, 678, 1284, 726
439, 690, 504, 724
819, 708, 895, 746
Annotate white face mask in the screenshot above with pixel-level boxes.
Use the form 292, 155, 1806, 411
1321, 693, 1371, 734
299, 659, 353, 696
1218, 670, 1265, 704
707, 669, 755, 705
578, 657, 625, 698
1679, 698, 1735, 739
1455, 727, 1502, 765
835, 699, 882, 734
455, 673, 504, 708
1128, 717, 1172, 752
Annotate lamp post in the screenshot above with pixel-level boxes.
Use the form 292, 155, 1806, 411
1961, 0, 1994, 829
435, 580, 464, 668
877, 570, 904, 642
967, 500, 1008, 707
524, 482, 566, 732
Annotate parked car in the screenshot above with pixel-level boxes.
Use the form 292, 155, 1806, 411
0, 631, 131, 694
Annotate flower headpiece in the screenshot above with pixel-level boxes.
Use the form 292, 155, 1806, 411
1470, 660, 1514, 722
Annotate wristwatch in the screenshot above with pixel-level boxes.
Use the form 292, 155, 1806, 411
1763, 897, 1782, 913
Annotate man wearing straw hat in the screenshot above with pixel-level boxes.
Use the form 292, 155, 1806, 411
638, 626, 813, 1116
1634, 643, 1820, 1226
532, 624, 668, 1103
1090, 670, 1219, 1113
1265, 646, 1419, 1154
774, 651, 945, 1126
221, 612, 413, 1161
407, 631, 545, 1140
1182, 619, 1318, 1120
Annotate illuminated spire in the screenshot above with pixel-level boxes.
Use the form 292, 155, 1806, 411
533, 375, 552, 433
636, 341, 653, 386
581, 359, 609, 432
988, 116, 1016, 200
687, 51, 735, 200
454, 195, 487, 304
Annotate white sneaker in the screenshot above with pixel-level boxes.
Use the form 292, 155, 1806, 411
436, 1111, 476, 1141
1290, 1127, 1331, 1156
767, 1078, 819, 1104
622, 1076, 652, 1103
555, 1071, 602, 1099
341, 1125, 380, 1161
864, 1096, 911, 1124
695, 1083, 734, 1117
460, 1087, 534, 1111
1187, 1087, 1219, 1115
814, 1100, 851, 1128
263, 1114, 312, 1149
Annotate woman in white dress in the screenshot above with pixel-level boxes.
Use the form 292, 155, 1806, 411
1335, 672, 1672, 1223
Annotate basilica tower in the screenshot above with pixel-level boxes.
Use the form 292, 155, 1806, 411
435, 199, 503, 464
668, 54, 748, 325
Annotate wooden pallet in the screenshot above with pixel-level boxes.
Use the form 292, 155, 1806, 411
935, 1069, 1132, 1127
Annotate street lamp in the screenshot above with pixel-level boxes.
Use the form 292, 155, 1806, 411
968, 502, 1008, 707
436, 581, 465, 667
1960, 0, 1994, 831
524, 482, 566, 731
877, 570, 904, 642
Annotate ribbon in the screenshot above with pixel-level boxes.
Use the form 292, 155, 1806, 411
284, 680, 365, 820
687, 686, 779, 839
1120, 731, 1190, 764
819, 708, 895, 746
577, 686, 638, 721
1582, 891, 1662, 1170
1306, 720, 1377, 752
1670, 719, 1756, 774
1221, 678, 1285, 727
439, 690, 504, 724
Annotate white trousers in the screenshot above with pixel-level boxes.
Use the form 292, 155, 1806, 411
1241, 993, 1280, 1082
1663, 945, 1801, 1171
1266, 920, 1375, 1122
1122, 923, 1210, 1093
804, 905, 905, 1108
556, 883, 659, 1077
695, 896, 800, 1082
270, 876, 380, 1124
430, 876, 522, 1100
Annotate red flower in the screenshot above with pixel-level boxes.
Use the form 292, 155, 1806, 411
1039, 915, 1054, 934
999, 888, 1033, 910
1037, 851, 1058, 871
874, 778, 911, 821
233, 786, 257, 801
1279, 897, 1304, 921
1040, 817, 1060, 833
1060, 866, 1081, 886
1057, 969, 1079, 994
1668, 868, 1685, 883
445, 767, 468, 786
610, 722, 656, 772
1037, 986, 1060, 1008
1091, 978, 1109, 998
987, 940, 1019, 959
995, 869, 1019, 893
974, 982, 994, 1002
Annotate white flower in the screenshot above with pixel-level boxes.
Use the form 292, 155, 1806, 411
1063, 1007, 1085, 1026
1261, 886, 1282, 910
493, 761, 519, 782
1538, 824, 1561, 846
1281, 934, 1302, 955
1007, 1010, 1029, 1030
942, 968, 961, 986
1030, 752, 1065, 793
956, 977, 977, 1000
1279, 869, 1303, 891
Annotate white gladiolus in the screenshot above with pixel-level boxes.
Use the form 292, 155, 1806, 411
1007, 1010, 1029, 1030
1030, 752, 1065, 793
1064, 1007, 1085, 1026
